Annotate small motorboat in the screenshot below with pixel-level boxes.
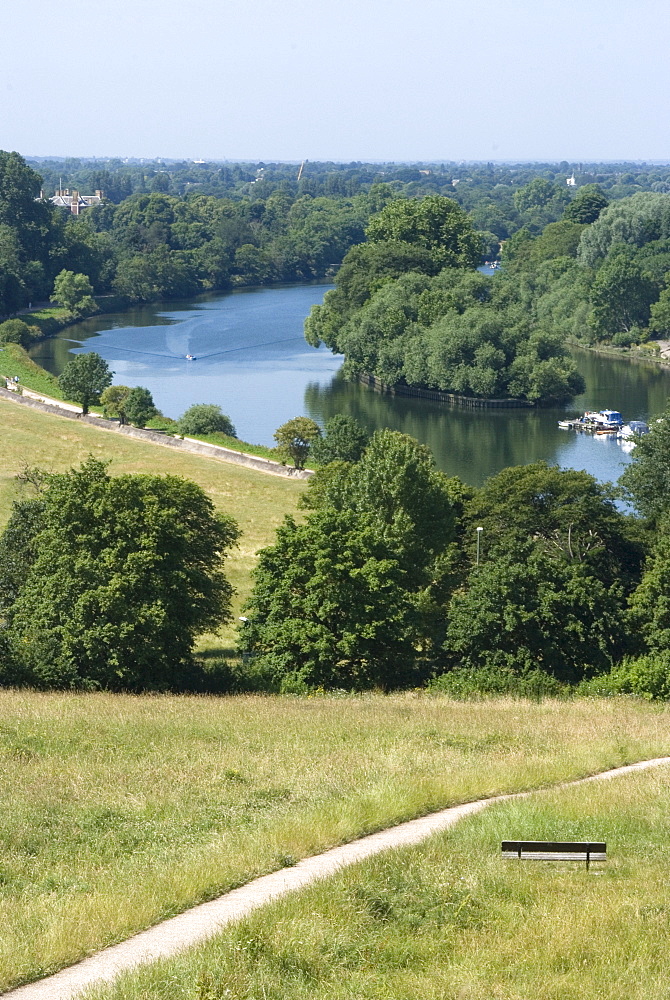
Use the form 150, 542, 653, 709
618, 420, 649, 439
185, 354, 196, 361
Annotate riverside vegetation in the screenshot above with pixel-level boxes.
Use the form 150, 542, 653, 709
0, 689, 668, 992
4, 153, 670, 997
4, 385, 670, 697
82, 764, 670, 1000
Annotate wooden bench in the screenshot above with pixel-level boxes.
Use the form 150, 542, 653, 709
502, 841, 606, 870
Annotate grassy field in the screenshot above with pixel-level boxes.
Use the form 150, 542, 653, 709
84, 764, 670, 1000
0, 397, 305, 650
0, 691, 669, 991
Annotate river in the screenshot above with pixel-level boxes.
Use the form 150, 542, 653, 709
30, 282, 670, 487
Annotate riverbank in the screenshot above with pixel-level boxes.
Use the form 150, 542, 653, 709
358, 373, 534, 409
0, 386, 312, 479
573, 338, 670, 371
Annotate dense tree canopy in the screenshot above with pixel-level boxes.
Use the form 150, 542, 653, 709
578, 192, 670, 267
309, 265, 584, 404
620, 406, 670, 524
563, 184, 609, 225
0, 459, 240, 690
311, 415, 368, 464
240, 430, 457, 689
445, 545, 626, 681
365, 195, 482, 270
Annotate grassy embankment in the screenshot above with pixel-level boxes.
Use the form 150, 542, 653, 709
0, 342, 65, 399
0, 342, 284, 462
0, 691, 669, 991
85, 765, 670, 1000
0, 397, 305, 651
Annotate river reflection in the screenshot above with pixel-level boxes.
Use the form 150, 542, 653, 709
306, 350, 670, 486
30, 283, 670, 487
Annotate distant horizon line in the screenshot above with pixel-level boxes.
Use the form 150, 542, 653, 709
20, 154, 670, 167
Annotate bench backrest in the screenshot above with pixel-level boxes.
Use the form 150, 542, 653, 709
502, 841, 606, 862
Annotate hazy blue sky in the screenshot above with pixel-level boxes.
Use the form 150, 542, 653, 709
2, 0, 669, 162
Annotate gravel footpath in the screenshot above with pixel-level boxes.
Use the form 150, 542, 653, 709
5, 756, 670, 1000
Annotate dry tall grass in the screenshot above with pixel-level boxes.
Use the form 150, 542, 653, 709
1, 690, 669, 991
83, 765, 670, 1000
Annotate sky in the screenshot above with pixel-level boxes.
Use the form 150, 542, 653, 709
2, 0, 669, 163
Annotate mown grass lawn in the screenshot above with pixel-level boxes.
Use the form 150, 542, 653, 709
0, 398, 305, 651
84, 764, 670, 1000
0, 691, 669, 991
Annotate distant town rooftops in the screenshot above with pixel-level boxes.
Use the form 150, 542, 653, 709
45, 188, 104, 215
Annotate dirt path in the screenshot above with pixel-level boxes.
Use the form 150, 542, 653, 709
0, 389, 312, 479
5, 756, 669, 1000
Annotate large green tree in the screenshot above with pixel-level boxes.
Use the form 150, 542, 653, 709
273, 417, 321, 469
240, 431, 457, 689
365, 195, 482, 270
311, 415, 368, 464
52, 269, 97, 317
123, 386, 158, 427
467, 461, 642, 589
0, 459, 240, 689
439, 461, 644, 680
58, 352, 112, 414
445, 545, 626, 681
588, 247, 658, 338
628, 516, 670, 655
238, 508, 420, 691
563, 184, 609, 225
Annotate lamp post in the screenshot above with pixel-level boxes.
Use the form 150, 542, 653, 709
476, 526, 483, 567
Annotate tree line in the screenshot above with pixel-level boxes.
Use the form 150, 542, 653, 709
2, 413, 670, 698
7, 147, 670, 327
305, 195, 585, 404
239, 416, 670, 699
307, 183, 670, 401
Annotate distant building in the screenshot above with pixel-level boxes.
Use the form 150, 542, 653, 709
566, 174, 577, 187
47, 189, 104, 215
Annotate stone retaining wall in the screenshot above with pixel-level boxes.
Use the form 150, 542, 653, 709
359, 374, 534, 409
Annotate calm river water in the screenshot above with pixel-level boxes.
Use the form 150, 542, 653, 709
31, 282, 670, 487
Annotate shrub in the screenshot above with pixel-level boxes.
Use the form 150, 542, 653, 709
579, 653, 670, 700
178, 404, 236, 437
0, 320, 39, 348
428, 667, 567, 700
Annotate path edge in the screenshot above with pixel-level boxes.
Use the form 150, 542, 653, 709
5, 755, 670, 1000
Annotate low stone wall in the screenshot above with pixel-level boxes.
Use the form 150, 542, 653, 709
0, 388, 312, 479
358, 374, 534, 409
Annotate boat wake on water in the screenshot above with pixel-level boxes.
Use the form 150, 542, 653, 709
96, 335, 306, 363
